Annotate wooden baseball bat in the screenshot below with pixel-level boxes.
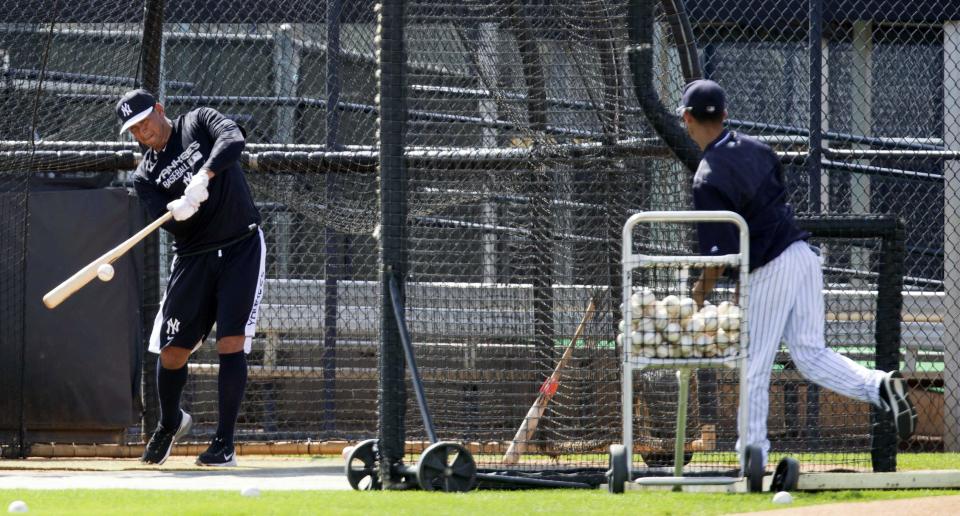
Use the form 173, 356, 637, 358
502, 296, 599, 465
42, 211, 173, 309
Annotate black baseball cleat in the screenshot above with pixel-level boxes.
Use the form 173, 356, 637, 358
196, 437, 237, 467
141, 410, 193, 465
879, 371, 917, 441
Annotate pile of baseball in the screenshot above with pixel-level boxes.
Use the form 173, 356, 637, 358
617, 287, 741, 359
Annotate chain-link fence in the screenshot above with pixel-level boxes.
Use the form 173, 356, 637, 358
0, 0, 956, 480
679, 0, 959, 457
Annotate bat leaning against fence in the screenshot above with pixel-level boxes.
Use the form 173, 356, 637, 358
501, 295, 600, 465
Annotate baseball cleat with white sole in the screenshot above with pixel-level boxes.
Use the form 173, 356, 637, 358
879, 371, 917, 441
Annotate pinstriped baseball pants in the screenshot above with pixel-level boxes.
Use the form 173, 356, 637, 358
739, 240, 885, 466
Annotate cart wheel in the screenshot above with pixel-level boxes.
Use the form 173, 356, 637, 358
639, 450, 693, 468
770, 457, 800, 492
345, 439, 381, 491
744, 445, 764, 493
416, 441, 477, 492
607, 444, 628, 494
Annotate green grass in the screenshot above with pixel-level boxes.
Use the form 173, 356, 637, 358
1, 455, 955, 515
1, 488, 958, 515
896, 453, 960, 471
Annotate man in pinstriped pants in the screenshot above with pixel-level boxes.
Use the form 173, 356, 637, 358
677, 79, 917, 470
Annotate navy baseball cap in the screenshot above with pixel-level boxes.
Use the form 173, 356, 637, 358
676, 79, 726, 118
116, 89, 156, 133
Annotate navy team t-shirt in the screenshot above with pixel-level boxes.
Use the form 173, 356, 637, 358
692, 130, 809, 271
133, 107, 261, 255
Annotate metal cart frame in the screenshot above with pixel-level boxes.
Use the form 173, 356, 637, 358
613, 210, 760, 492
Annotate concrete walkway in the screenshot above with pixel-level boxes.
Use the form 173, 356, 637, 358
0, 456, 351, 491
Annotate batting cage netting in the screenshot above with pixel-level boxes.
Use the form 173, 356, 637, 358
0, 0, 957, 484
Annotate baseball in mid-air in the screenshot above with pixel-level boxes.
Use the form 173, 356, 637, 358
97, 263, 115, 282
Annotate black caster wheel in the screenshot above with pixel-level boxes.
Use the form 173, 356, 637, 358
770, 457, 800, 492
345, 439, 381, 491
744, 445, 764, 493
607, 444, 628, 494
416, 441, 477, 492
639, 450, 693, 468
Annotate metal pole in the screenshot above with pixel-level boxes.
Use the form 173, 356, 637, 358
273, 24, 300, 143
505, 0, 555, 360
807, 0, 823, 213
377, 0, 409, 489
477, 23, 498, 284
389, 276, 437, 444
322, 0, 343, 435
139, 0, 165, 440
326, 1, 343, 149
871, 220, 904, 471
673, 369, 691, 484
942, 20, 960, 452
803, 0, 825, 443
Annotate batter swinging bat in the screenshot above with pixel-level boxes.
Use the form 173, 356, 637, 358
42, 212, 173, 309
502, 295, 599, 465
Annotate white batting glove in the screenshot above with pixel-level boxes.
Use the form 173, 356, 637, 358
183, 171, 210, 205
167, 197, 199, 221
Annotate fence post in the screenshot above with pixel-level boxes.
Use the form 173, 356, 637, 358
377, 0, 409, 489
872, 219, 904, 471
138, 0, 165, 441
942, 20, 960, 452
322, 0, 344, 434
273, 23, 300, 143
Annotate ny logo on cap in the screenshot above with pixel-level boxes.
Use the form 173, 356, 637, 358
120, 103, 132, 117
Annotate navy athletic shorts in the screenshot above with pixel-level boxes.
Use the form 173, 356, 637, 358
149, 228, 266, 354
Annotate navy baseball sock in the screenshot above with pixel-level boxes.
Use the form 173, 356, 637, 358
216, 351, 248, 446
157, 359, 188, 431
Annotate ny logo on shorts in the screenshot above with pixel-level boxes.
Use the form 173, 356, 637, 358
120, 103, 132, 117
166, 318, 181, 335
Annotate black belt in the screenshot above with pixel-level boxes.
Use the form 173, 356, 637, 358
175, 223, 259, 257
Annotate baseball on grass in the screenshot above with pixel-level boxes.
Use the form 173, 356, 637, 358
772, 491, 793, 504
240, 486, 261, 497
7, 500, 27, 513
97, 263, 114, 282
342, 445, 355, 461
